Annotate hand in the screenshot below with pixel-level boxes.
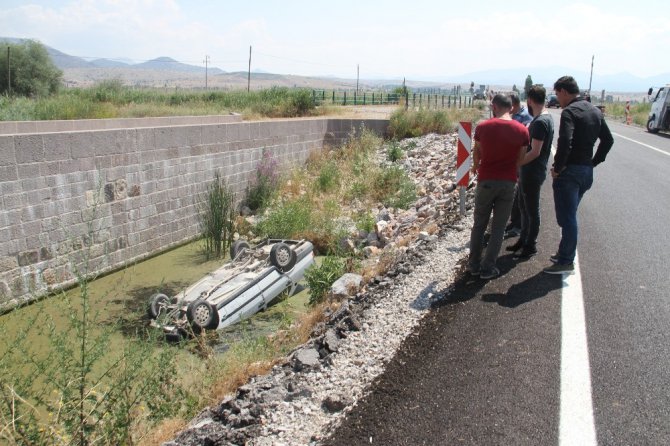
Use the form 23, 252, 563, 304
550, 168, 560, 178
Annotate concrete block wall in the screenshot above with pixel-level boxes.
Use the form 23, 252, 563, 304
0, 118, 388, 311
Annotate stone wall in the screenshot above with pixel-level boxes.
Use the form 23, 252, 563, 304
0, 117, 388, 311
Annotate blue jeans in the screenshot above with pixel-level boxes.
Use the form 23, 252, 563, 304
552, 165, 593, 264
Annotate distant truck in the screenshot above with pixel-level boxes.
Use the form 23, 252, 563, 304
647, 85, 670, 134
473, 84, 487, 100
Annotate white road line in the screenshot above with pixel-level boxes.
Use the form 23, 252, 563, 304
560, 252, 598, 446
612, 132, 670, 157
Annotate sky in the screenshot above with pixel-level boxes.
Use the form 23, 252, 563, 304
1, 0, 668, 81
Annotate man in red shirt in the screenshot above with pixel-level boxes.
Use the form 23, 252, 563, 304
469, 94, 530, 279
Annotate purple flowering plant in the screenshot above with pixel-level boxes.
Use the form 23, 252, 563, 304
246, 149, 280, 211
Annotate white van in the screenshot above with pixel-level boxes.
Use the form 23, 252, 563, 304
647, 85, 670, 133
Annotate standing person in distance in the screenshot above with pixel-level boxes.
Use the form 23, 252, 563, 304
505, 93, 534, 238
507, 85, 554, 259
544, 76, 614, 274
468, 94, 530, 280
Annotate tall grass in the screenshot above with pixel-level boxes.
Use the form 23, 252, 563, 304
388, 107, 482, 139
198, 172, 236, 259
601, 101, 651, 126
0, 84, 319, 121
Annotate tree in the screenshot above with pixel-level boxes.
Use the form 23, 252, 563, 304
469, 81, 475, 94
512, 84, 519, 93
0, 40, 62, 97
524, 75, 533, 97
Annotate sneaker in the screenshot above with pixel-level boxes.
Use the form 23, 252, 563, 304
543, 263, 575, 274
505, 240, 523, 252
514, 247, 537, 260
549, 253, 559, 263
480, 267, 500, 280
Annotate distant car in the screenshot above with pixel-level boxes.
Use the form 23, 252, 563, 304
547, 95, 560, 108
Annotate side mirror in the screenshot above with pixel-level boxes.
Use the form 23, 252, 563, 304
648, 87, 653, 96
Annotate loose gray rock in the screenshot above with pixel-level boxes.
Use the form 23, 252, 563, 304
322, 394, 353, 413
331, 273, 364, 298
323, 329, 341, 352
292, 348, 321, 371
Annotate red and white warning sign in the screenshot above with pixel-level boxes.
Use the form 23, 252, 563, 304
456, 121, 472, 186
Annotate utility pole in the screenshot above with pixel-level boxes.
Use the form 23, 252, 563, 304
588, 54, 594, 94
6, 46, 10, 94
203, 55, 210, 89
247, 46, 252, 92
356, 64, 359, 96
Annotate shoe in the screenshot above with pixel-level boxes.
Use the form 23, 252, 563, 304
514, 247, 537, 260
505, 240, 523, 252
480, 267, 500, 280
504, 227, 521, 238
549, 253, 559, 263
543, 263, 575, 274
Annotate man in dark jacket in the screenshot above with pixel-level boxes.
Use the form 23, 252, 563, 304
544, 76, 614, 274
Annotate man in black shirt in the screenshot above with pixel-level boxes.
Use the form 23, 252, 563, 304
506, 85, 554, 259
543, 76, 614, 274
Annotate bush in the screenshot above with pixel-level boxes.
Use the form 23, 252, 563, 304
256, 197, 313, 240
305, 256, 346, 306
355, 210, 376, 233
246, 149, 280, 211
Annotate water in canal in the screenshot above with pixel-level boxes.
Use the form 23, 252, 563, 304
0, 239, 312, 387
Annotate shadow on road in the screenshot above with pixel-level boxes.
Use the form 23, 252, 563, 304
482, 271, 563, 308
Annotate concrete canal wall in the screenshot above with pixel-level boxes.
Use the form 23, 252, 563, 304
0, 117, 388, 311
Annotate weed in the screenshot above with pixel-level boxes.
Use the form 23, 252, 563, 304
355, 211, 376, 233
305, 256, 346, 306
387, 141, 404, 162
316, 160, 340, 193
372, 165, 417, 209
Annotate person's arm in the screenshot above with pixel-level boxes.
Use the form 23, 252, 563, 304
471, 140, 481, 174
592, 117, 614, 167
552, 109, 574, 175
516, 145, 527, 167
520, 138, 543, 165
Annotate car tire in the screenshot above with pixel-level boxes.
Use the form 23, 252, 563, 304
269, 242, 297, 272
186, 299, 219, 332
230, 240, 251, 260
148, 293, 170, 319
647, 117, 659, 134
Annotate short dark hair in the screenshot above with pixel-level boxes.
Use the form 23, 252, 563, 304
491, 93, 512, 109
509, 93, 521, 106
527, 85, 546, 104
554, 76, 580, 94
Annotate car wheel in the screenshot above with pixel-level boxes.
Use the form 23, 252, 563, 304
269, 242, 297, 272
647, 117, 659, 133
148, 293, 170, 319
230, 240, 251, 260
186, 299, 219, 332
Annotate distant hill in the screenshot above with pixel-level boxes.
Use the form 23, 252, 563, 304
133, 57, 224, 74
90, 58, 130, 68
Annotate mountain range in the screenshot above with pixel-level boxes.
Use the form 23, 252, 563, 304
2, 37, 664, 92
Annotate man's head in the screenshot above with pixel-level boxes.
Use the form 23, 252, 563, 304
491, 94, 512, 118
553, 76, 580, 108
526, 85, 546, 117
510, 93, 522, 114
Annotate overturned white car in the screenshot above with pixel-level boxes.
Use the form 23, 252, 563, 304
148, 239, 315, 340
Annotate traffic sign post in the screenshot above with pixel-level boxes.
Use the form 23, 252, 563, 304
456, 121, 472, 216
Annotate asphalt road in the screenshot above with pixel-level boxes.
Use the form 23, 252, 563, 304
325, 113, 670, 445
